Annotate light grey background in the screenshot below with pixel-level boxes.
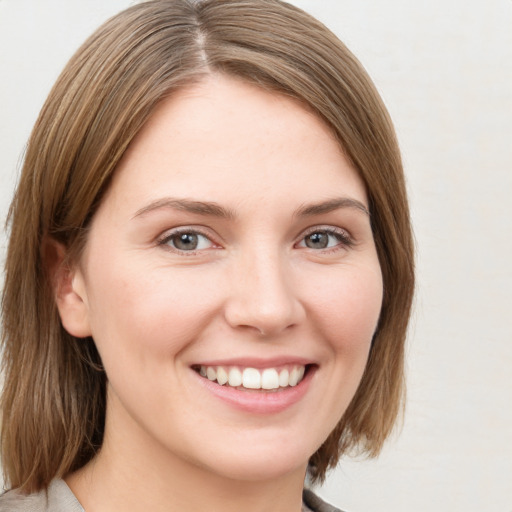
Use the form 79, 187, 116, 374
1, 1, 511, 511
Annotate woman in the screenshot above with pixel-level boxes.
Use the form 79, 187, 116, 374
0, 1, 414, 511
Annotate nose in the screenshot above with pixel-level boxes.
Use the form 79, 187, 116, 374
223, 248, 306, 337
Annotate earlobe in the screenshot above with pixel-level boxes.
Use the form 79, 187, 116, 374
44, 238, 92, 338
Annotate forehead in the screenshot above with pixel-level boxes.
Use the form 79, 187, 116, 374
104, 74, 367, 214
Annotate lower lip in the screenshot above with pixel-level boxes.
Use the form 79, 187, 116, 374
194, 368, 315, 414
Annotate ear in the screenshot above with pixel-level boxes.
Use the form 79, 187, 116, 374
44, 238, 92, 338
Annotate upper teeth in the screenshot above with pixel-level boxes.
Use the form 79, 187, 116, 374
198, 365, 306, 390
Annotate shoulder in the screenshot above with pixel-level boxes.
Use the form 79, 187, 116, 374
0, 488, 48, 512
0, 480, 84, 512
303, 488, 345, 512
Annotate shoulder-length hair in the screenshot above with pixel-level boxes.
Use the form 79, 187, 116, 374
1, 0, 414, 492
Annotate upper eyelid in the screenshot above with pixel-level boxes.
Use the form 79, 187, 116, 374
298, 225, 352, 239
158, 225, 216, 240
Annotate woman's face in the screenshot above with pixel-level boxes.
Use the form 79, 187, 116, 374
62, 75, 383, 482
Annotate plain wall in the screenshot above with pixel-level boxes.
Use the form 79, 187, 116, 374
1, 1, 511, 510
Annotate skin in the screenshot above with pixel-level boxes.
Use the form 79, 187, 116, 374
57, 74, 383, 512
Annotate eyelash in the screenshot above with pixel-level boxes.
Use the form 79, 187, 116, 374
296, 226, 354, 253
157, 227, 217, 255
157, 226, 354, 255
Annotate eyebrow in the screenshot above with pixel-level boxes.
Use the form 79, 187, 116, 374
294, 197, 370, 217
132, 198, 235, 220
132, 196, 369, 221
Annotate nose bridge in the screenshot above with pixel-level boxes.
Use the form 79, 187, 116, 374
224, 243, 304, 336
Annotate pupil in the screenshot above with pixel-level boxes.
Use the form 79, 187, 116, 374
306, 232, 328, 249
175, 233, 198, 250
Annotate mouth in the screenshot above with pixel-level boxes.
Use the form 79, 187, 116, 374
192, 364, 311, 392
191, 361, 316, 413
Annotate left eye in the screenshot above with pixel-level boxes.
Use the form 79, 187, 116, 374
298, 229, 349, 250
161, 231, 213, 252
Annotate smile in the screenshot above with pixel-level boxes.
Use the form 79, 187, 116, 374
195, 365, 307, 390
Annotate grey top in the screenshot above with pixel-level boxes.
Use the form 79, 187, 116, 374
0, 479, 342, 512
0, 480, 83, 512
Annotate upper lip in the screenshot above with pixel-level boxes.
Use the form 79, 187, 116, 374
191, 356, 316, 369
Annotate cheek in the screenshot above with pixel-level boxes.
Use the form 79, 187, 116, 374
84, 261, 223, 362
306, 263, 383, 354
292, 264, 383, 443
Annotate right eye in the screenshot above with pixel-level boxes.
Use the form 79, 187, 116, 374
159, 230, 215, 253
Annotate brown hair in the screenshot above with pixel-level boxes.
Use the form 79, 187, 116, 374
1, 0, 414, 492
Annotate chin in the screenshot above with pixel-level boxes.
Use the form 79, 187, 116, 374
184, 433, 315, 483
202, 452, 308, 483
